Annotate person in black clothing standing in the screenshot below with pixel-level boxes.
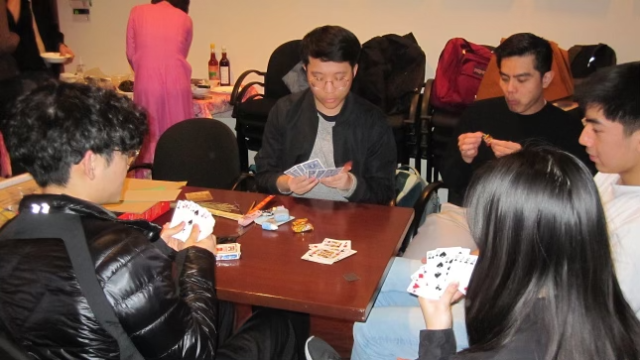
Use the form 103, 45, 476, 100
6, 0, 74, 75
441, 33, 592, 205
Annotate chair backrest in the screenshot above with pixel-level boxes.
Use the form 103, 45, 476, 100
153, 118, 241, 190
264, 40, 303, 99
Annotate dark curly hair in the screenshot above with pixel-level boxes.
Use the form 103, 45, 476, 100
2, 82, 148, 187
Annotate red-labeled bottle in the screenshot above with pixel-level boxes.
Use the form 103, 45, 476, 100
220, 46, 231, 86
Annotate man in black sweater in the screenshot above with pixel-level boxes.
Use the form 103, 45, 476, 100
442, 33, 592, 205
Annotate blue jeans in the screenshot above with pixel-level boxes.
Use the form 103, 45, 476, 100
351, 257, 469, 360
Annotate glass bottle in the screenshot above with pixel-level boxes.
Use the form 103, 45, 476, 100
208, 43, 220, 86
220, 46, 231, 86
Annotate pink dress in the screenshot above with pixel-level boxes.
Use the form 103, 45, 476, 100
126, 1, 193, 164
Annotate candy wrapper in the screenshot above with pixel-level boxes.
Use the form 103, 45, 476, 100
292, 218, 314, 233
482, 133, 493, 145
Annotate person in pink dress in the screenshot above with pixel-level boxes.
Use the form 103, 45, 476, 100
126, 0, 193, 164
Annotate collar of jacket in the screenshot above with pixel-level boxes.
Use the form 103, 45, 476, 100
299, 88, 356, 127
18, 194, 162, 240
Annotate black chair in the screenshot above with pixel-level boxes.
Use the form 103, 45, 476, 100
351, 33, 426, 165
230, 40, 302, 171
130, 118, 254, 191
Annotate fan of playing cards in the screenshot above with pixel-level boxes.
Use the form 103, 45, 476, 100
302, 238, 357, 265
407, 247, 478, 300
169, 200, 215, 241
285, 158, 343, 179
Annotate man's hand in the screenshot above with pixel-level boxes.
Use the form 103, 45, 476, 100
489, 139, 521, 158
320, 161, 353, 191
59, 44, 74, 64
160, 223, 217, 254
418, 283, 464, 330
458, 132, 484, 164
277, 174, 318, 195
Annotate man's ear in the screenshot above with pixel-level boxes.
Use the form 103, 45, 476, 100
79, 151, 97, 181
352, 64, 358, 78
541, 70, 554, 89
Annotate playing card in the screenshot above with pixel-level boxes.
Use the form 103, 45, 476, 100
321, 167, 342, 178
300, 159, 325, 172
169, 200, 215, 242
408, 247, 474, 300
302, 238, 356, 264
301, 248, 344, 265
456, 255, 478, 295
321, 238, 351, 250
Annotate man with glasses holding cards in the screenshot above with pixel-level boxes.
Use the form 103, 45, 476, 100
255, 25, 397, 205
0, 82, 302, 359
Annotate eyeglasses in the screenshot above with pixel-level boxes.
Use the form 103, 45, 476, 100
115, 149, 140, 167
127, 150, 140, 167
309, 76, 351, 92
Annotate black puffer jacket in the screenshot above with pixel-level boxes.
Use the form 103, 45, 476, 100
0, 194, 219, 359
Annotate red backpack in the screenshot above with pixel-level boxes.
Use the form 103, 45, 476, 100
431, 38, 492, 112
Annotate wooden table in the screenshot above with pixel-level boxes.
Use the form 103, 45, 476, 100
158, 187, 414, 356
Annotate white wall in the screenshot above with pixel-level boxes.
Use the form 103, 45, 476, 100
57, 0, 640, 81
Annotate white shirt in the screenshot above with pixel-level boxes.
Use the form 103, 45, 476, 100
595, 172, 640, 318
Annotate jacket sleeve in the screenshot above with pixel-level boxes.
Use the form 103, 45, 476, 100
255, 101, 288, 194
418, 329, 458, 360
106, 232, 219, 359
0, 0, 19, 55
348, 113, 397, 205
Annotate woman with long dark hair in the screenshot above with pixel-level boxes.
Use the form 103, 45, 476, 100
126, 0, 193, 165
414, 146, 640, 360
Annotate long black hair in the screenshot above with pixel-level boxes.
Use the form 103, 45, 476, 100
151, 0, 190, 14
463, 146, 640, 360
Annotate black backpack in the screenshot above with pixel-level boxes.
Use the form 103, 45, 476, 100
568, 44, 617, 79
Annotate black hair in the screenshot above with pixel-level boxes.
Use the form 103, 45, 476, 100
494, 33, 553, 75
575, 61, 640, 135
463, 146, 640, 360
301, 25, 361, 67
151, 0, 190, 13
2, 82, 148, 188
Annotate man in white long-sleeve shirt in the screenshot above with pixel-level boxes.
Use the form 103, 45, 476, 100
577, 61, 640, 318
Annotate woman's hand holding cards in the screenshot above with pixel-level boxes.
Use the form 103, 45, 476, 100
419, 282, 464, 330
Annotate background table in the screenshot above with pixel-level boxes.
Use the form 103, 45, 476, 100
158, 187, 414, 356
192, 86, 259, 119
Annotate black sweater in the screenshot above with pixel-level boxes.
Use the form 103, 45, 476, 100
441, 97, 593, 205
255, 89, 397, 205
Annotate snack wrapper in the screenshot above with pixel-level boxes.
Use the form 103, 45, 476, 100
292, 218, 314, 233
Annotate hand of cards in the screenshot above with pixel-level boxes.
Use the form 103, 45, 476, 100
407, 247, 477, 300
216, 243, 241, 261
169, 200, 215, 241
284, 158, 343, 179
301, 238, 357, 265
